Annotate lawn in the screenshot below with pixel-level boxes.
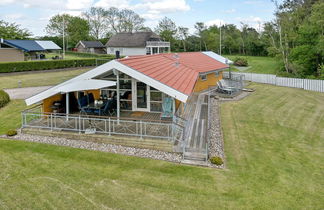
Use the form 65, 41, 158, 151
0, 83, 323, 209
0, 68, 90, 89
44, 52, 85, 60
225, 55, 281, 74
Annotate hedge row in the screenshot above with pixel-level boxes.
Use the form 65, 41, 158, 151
0, 90, 10, 108
65, 51, 116, 58
0, 58, 112, 73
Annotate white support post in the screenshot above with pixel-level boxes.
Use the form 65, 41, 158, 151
66, 92, 69, 121
150, 47, 153, 55
173, 98, 176, 114
157, 47, 160, 54
116, 70, 120, 121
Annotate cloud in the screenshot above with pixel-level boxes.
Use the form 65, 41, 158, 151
224, 9, 236, 14
66, 0, 94, 10
135, 0, 190, 14
95, 0, 130, 9
0, 0, 16, 6
243, 0, 263, 4
205, 19, 225, 27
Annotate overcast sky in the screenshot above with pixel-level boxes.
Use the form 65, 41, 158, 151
0, 0, 278, 37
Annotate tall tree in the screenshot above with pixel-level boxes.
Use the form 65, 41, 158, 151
194, 22, 207, 51
83, 7, 108, 39
0, 20, 32, 39
177, 26, 189, 51
155, 17, 177, 48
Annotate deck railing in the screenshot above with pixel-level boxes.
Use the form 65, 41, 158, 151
146, 41, 170, 47
21, 109, 184, 142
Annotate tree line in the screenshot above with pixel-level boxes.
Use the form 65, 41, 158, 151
0, 0, 323, 78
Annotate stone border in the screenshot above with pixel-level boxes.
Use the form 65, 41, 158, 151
1, 132, 182, 164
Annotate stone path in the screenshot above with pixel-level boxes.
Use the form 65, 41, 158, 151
4, 86, 52, 99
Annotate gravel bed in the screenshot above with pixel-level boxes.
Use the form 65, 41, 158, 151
2, 132, 182, 163
207, 98, 225, 168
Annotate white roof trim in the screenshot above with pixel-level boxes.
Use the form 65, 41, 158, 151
25, 60, 189, 106
56, 79, 116, 93
203, 51, 233, 64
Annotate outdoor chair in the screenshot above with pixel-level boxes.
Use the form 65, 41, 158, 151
93, 99, 116, 116
78, 96, 94, 115
217, 81, 236, 95
161, 97, 173, 120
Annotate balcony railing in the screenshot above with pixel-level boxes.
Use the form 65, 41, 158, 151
21, 108, 184, 142
146, 41, 170, 47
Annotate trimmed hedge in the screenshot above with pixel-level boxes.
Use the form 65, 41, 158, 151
0, 90, 10, 108
0, 58, 112, 73
65, 51, 116, 59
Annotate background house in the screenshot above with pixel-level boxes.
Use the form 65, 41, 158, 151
0, 39, 61, 61
106, 32, 170, 56
75, 41, 106, 54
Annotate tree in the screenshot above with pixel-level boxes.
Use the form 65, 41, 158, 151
194, 22, 207, 51
177, 26, 189, 51
83, 7, 108, 39
155, 17, 177, 50
46, 14, 90, 48
0, 20, 32, 39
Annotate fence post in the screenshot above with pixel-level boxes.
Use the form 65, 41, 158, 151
50, 113, 53, 131
78, 115, 81, 134
140, 120, 143, 139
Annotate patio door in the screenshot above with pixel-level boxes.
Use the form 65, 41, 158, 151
132, 80, 150, 112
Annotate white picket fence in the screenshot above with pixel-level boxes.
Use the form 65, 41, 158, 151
224, 72, 324, 93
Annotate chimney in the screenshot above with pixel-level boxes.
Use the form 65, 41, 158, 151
115, 51, 120, 59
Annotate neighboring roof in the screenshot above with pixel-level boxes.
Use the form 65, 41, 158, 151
77, 41, 105, 48
25, 52, 229, 106
118, 52, 229, 95
106, 32, 161, 47
2, 39, 61, 52
35, 41, 61, 50
203, 51, 233, 64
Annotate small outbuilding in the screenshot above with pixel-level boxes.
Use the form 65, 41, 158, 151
75, 41, 106, 54
0, 39, 61, 61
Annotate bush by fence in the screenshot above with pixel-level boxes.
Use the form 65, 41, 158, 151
0, 90, 10, 108
0, 58, 112, 73
65, 51, 116, 59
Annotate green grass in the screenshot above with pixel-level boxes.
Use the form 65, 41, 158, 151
0, 83, 323, 209
0, 68, 90, 89
225, 55, 281, 74
45, 52, 83, 60
0, 100, 26, 134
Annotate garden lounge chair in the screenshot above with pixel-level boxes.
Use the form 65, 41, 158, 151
217, 80, 236, 95
78, 96, 94, 115
161, 97, 173, 120
93, 99, 116, 116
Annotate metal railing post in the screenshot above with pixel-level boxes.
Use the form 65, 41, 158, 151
108, 118, 111, 136
50, 113, 53, 131
78, 115, 81, 134
140, 120, 143, 139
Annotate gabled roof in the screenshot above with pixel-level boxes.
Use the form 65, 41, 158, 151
25, 51, 229, 106
106, 32, 161, 47
118, 52, 228, 95
2, 39, 61, 52
77, 41, 105, 48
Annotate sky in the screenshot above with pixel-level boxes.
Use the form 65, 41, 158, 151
0, 0, 278, 37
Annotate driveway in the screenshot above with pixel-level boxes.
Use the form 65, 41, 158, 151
4, 86, 52, 100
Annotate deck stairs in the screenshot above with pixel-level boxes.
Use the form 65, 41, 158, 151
179, 92, 210, 166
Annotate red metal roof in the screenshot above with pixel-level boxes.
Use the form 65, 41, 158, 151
118, 52, 228, 95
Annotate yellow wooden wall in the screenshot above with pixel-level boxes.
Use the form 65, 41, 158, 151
43, 94, 62, 113
193, 71, 223, 92
42, 90, 100, 113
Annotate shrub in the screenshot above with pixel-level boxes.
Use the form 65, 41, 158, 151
210, 156, 223, 165
6, 129, 17, 136
0, 58, 113, 73
0, 90, 10, 108
234, 57, 248, 67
